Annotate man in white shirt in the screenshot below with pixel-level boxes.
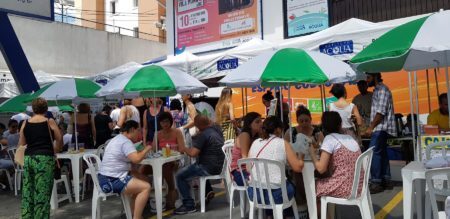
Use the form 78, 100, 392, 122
110, 104, 121, 126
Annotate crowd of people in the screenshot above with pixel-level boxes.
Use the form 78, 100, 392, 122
1, 71, 449, 218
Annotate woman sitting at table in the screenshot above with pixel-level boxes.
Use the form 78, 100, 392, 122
98, 120, 152, 219
140, 112, 185, 209
309, 111, 363, 200
284, 105, 324, 207
229, 112, 262, 186
247, 116, 304, 218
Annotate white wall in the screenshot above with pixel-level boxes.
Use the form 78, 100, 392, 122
165, 0, 284, 55
0, 14, 166, 77
104, 0, 139, 37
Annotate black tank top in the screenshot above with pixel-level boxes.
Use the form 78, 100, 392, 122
24, 121, 54, 156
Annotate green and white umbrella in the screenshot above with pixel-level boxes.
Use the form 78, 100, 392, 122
351, 10, 450, 72
95, 64, 208, 98
0, 93, 73, 113
28, 78, 102, 105
219, 48, 358, 87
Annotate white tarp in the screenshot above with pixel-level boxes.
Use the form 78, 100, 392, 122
162, 14, 430, 81
86, 62, 143, 85
0, 70, 61, 98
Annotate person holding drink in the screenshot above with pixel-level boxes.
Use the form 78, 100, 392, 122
140, 112, 185, 209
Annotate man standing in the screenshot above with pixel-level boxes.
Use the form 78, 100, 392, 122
174, 115, 225, 215
365, 73, 396, 194
427, 93, 449, 131
352, 80, 373, 127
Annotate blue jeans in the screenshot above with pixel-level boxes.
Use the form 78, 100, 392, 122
247, 181, 295, 205
175, 164, 212, 208
231, 170, 249, 186
369, 131, 391, 183
0, 159, 13, 169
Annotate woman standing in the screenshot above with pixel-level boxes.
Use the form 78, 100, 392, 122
19, 98, 62, 219
261, 90, 289, 131
71, 103, 96, 149
229, 112, 262, 186
181, 95, 197, 146
94, 105, 113, 147
329, 84, 363, 143
215, 88, 236, 140
169, 99, 185, 128
309, 111, 363, 199
143, 98, 168, 146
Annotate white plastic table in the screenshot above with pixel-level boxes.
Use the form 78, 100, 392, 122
302, 161, 318, 219
141, 154, 185, 219
402, 161, 427, 219
56, 149, 96, 203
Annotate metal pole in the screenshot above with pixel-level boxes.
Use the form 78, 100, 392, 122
279, 87, 283, 123
154, 91, 158, 152
408, 72, 417, 161
241, 87, 245, 117
319, 85, 324, 112
74, 104, 79, 151
244, 88, 248, 114
426, 70, 431, 113
445, 51, 450, 128
414, 71, 422, 160
435, 68, 440, 97
322, 85, 327, 112
288, 85, 293, 144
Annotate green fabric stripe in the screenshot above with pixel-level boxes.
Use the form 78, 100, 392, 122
25, 84, 52, 103
124, 65, 176, 94
261, 48, 328, 86
0, 93, 30, 113
351, 16, 429, 72
74, 78, 101, 98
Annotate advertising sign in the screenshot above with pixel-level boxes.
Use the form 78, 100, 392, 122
0, 0, 54, 21
284, 0, 329, 38
217, 58, 239, 71
174, 0, 261, 53
320, 41, 354, 56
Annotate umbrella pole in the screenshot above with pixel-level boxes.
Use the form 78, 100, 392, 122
279, 87, 283, 123
426, 70, 431, 113
445, 52, 450, 128
408, 72, 417, 161
414, 71, 422, 159
245, 88, 248, 114
435, 68, 440, 96
74, 104, 79, 151
241, 88, 245, 117
154, 91, 158, 152
288, 85, 293, 144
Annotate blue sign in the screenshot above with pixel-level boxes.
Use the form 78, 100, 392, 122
319, 40, 354, 56
217, 58, 239, 71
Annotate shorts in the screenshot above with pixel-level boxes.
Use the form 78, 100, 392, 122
98, 174, 133, 194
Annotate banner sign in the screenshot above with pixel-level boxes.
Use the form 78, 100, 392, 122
0, 0, 54, 21
217, 58, 239, 71
284, 0, 329, 38
319, 41, 354, 56
174, 0, 261, 53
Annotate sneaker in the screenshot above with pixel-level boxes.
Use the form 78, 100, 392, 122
382, 180, 394, 190
369, 183, 384, 194
174, 205, 197, 215
205, 191, 215, 205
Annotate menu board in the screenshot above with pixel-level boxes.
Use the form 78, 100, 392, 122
174, 0, 261, 53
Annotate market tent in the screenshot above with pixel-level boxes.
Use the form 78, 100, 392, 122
86, 62, 143, 85
0, 70, 61, 98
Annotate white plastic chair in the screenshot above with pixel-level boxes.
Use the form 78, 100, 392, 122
7, 147, 23, 196
425, 167, 450, 219
50, 174, 72, 209
426, 140, 450, 160
222, 142, 247, 218
238, 158, 299, 219
199, 148, 228, 213
320, 148, 374, 219
83, 154, 132, 219
82, 143, 107, 200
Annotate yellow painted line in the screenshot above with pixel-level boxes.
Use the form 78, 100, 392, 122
148, 190, 227, 219
375, 190, 403, 219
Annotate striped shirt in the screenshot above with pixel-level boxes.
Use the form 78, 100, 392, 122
370, 83, 397, 136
